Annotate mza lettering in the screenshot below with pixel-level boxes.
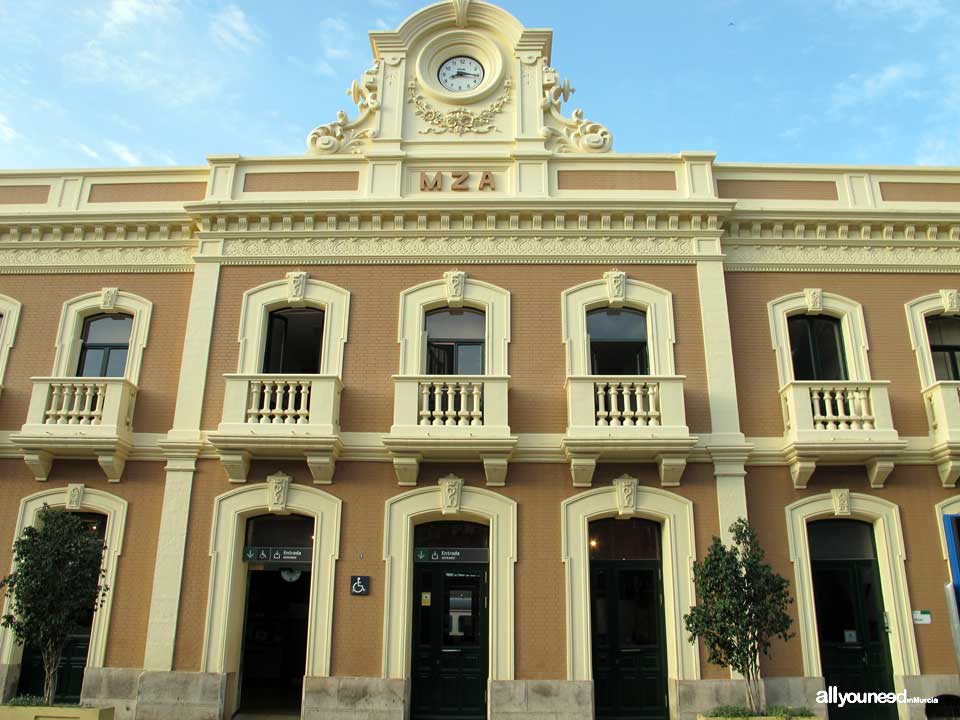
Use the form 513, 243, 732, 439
420, 171, 496, 192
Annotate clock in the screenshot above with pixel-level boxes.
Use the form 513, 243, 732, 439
437, 56, 485, 93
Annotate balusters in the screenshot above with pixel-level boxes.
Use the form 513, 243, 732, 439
43, 382, 106, 425
471, 383, 483, 426
417, 379, 485, 426
593, 380, 663, 428
647, 383, 661, 427
245, 379, 313, 424
433, 383, 445, 426
806, 384, 877, 432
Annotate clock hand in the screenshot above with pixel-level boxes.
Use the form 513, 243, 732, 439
453, 70, 480, 78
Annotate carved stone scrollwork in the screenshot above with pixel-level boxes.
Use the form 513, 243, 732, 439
804, 288, 823, 313
541, 67, 612, 154
267, 471, 291, 513
287, 271, 308, 304
444, 271, 466, 308
307, 63, 381, 155
451, 0, 471, 27
66, 483, 85, 510
439, 474, 464, 515
614, 474, 638, 516
100, 287, 119, 310
604, 270, 626, 308
941, 289, 960, 315
831, 488, 851, 516
407, 79, 512, 136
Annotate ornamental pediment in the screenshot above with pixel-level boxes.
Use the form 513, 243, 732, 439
305, 0, 613, 157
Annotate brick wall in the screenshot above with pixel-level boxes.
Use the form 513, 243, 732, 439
0, 273, 191, 434
200, 264, 711, 435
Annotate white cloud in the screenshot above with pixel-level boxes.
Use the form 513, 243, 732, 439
369, 0, 398, 8
375, 18, 391, 30
916, 133, 960, 166
101, 0, 179, 37
210, 5, 262, 52
315, 60, 337, 78
107, 140, 143, 165
78, 143, 101, 160
319, 17, 351, 61
831, 62, 924, 109
0, 113, 19, 142
833, 0, 947, 30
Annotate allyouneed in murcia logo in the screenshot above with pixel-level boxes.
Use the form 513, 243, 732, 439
816, 686, 938, 708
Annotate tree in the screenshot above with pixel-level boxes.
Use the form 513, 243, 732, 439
0, 506, 108, 706
684, 518, 794, 715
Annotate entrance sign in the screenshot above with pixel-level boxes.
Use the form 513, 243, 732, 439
351, 576, 370, 596
414, 547, 488, 563
242, 546, 313, 564
912, 610, 931, 625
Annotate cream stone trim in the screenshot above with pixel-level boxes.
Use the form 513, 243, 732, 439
0, 487, 127, 671
785, 493, 919, 684
0, 293, 22, 396
236, 274, 350, 376
905, 291, 960, 390
561, 480, 700, 685
200, 477, 342, 680
52, 290, 153, 383
768, 290, 871, 387
935, 495, 960, 586
397, 272, 510, 375
381, 479, 517, 680
561, 273, 676, 376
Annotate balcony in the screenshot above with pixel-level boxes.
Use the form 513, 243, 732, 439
382, 375, 517, 486
922, 381, 960, 487
207, 374, 343, 484
780, 380, 905, 489
13, 377, 137, 482
561, 376, 696, 487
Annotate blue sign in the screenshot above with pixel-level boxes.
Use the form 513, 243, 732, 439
351, 576, 370, 595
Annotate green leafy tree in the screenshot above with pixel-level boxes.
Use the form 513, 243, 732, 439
684, 518, 794, 715
0, 506, 108, 706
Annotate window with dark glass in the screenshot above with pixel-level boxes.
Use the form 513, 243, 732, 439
425, 307, 485, 375
262, 308, 325, 374
76, 314, 133, 377
926, 315, 960, 381
587, 307, 648, 375
788, 314, 848, 381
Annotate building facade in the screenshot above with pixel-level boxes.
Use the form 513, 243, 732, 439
0, 2, 959, 719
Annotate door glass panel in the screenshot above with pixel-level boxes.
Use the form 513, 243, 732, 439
444, 581, 479, 646
812, 567, 859, 643
788, 314, 848, 381
589, 518, 661, 560
262, 308, 325, 374
84, 314, 132, 343
618, 569, 657, 647
808, 520, 876, 560
591, 569, 609, 647
414, 521, 489, 548
860, 566, 884, 642
418, 569, 432, 646
587, 308, 648, 375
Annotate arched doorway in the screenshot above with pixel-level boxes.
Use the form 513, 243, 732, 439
410, 521, 489, 720
808, 519, 896, 720
16, 512, 107, 703
588, 517, 668, 720
236, 514, 314, 714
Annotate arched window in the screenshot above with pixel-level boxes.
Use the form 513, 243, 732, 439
425, 308, 485, 375
262, 307, 325, 374
925, 315, 960, 381
788, 315, 847, 381
587, 307, 648, 375
77, 314, 133, 377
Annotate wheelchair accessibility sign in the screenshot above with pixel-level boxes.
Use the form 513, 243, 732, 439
351, 576, 370, 596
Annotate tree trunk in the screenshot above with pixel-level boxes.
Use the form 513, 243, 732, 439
42, 648, 62, 706
744, 670, 762, 716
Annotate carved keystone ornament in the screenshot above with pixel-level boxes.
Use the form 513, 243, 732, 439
439, 474, 464, 515
267, 472, 292, 513
614, 474, 639, 516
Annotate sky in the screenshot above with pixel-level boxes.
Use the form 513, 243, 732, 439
0, 0, 957, 170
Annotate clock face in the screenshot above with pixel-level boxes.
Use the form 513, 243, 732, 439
438, 56, 485, 92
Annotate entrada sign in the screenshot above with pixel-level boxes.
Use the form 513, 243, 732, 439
242, 546, 313, 564
419, 171, 496, 192
414, 547, 489, 563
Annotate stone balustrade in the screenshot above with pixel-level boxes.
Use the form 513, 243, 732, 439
922, 381, 960, 487
562, 375, 694, 487
208, 374, 343, 484
14, 376, 138, 482
779, 380, 904, 489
